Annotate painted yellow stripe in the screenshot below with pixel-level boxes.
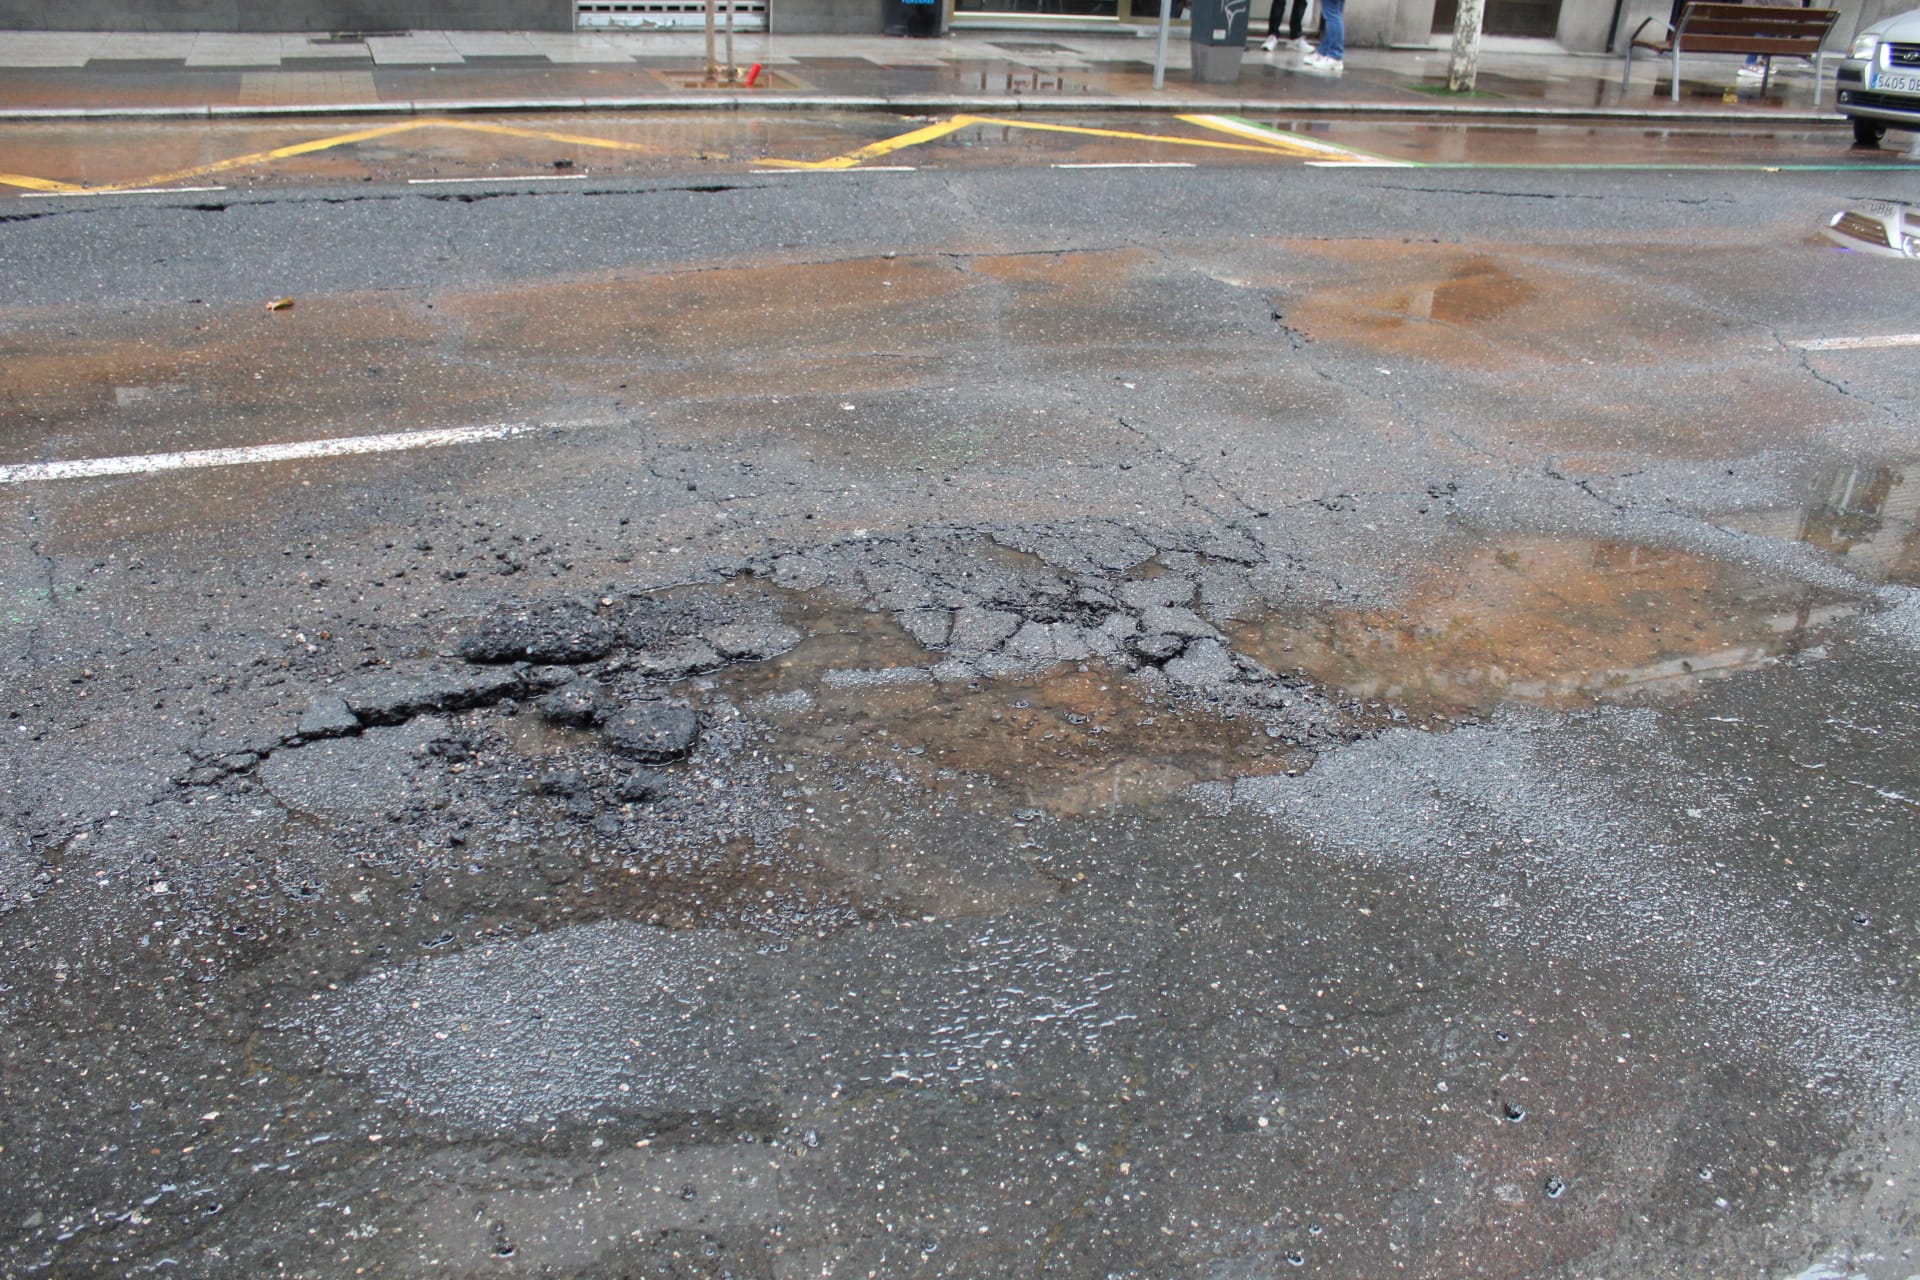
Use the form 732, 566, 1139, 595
1180, 112, 1401, 164
423, 119, 663, 155
762, 114, 1321, 171
73, 118, 664, 194
759, 115, 980, 169
7, 111, 1326, 197
89, 120, 436, 192
0, 172, 86, 193
970, 115, 1323, 157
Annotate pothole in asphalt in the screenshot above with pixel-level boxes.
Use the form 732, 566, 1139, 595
123, 514, 1902, 993
696, 595, 1311, 817
1231, 533, 1858, 721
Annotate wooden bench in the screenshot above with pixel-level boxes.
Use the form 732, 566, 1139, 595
1622, 2, 1840, 103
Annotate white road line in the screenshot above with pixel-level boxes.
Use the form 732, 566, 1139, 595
1793, 333, 1920, 351
0, 418, 615, 485
1050, 161, 1197, 169
407, 174, 590, 184
22, 185, 227, 198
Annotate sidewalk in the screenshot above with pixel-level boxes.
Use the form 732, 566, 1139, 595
0, 27, 1844, 122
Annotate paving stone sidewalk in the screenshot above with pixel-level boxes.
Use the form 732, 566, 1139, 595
0, 27, 1845, 119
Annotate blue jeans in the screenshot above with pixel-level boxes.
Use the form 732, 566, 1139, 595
1318, 0, 1344, 59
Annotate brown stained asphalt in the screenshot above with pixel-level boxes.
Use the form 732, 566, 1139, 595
0, 28, 1847, 125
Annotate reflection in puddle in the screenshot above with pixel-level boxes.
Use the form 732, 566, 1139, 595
701, 596, 1306, 815
1821, 200, 1920, 259
1232, 536, 1855, 719
1726, 462, 1920, 587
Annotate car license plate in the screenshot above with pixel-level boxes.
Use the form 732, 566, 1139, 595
1873, 72, 1920, 93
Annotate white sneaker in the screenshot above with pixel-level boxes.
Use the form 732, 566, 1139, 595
1735, 63, 1765, 79
1261, 34, 1279, 51
1287, 36, 1313, 51
1300, 51, 1343, 73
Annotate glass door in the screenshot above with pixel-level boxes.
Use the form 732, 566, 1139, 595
1432, 0, 1561, 37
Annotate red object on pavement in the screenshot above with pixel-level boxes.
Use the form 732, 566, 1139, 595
745, 63, 764, 87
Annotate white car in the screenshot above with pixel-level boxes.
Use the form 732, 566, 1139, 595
1836, 5, 1920, 145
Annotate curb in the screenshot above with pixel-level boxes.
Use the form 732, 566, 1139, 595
0, 93, 1844, 125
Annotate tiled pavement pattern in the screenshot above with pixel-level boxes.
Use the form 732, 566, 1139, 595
236, 70, 381, 104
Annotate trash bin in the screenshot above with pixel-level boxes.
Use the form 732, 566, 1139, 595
883, 0, 944, 37
1189, 0, 1250, 82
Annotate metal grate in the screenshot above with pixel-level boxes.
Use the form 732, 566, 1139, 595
577, 0, 768, 29
1887, 42, 1920, 69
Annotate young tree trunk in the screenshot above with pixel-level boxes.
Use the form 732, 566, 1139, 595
706, 0, 719, 81
1448, 0, 1485, 91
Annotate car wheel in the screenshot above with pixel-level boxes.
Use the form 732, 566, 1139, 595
1851, 117, 1887, 147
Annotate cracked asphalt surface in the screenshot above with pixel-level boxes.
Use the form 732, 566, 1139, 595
3, 157, 1920, 1278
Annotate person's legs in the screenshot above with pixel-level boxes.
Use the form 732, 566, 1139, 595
1287, 0, 1309, 39
1317, 0, 1344, 60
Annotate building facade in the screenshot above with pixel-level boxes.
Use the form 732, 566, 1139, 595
0, 0, 1904, 53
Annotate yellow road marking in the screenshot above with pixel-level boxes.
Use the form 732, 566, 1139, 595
6, 117, 669, 195
970, 115, 1311, 157
84, 120, 433, 192
421, 119, 668, 154
757, 116, 978, 169
757, 112, 1320, 171
5, 111, 1355, 194
0, 172, 86, 193
1180, 112, 1404, 164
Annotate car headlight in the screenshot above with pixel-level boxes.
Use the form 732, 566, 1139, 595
1849, 33, 1880, 59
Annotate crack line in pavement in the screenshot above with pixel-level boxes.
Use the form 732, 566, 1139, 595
1778, 333, 1904, 416
1115, 416, 1263, 529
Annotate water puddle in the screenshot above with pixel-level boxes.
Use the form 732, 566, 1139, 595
1231, 534, 1856, 720
1722, 461, 1920, 585
1277, 242, 1847, 457
1820, 200, 1920, 259
661, 71, 804, 91
697, 592, 1309, 815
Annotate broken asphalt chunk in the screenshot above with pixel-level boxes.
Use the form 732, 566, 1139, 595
600, 700, 701, 763
535, 678, 610, 728
630, 639, 723, 679
611, 770, 667, 804
457, 599, 615, 665
1129, 632, 1186, 663
295, 693, 362, 740
1163, 638, 1242, 690
704, 620, 801, 662
947, 605, 1022, 656
339, 663, 526, 726
1138, 605, 1220, 641
898, 609, 953, 649
1118, 576, 1197, 610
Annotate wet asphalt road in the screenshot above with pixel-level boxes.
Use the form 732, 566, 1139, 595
3, 152, 1920, 1279
3, 110, 1916, 194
